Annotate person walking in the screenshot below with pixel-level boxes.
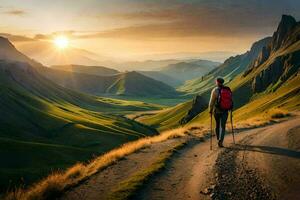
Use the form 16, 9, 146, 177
209, 77, 233, 147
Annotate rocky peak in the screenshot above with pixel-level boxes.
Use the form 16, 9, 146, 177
179, 95, 207, 125
253, 45, 271, 68
0, 36, 33, 64
242, 37, 272, 77
271, 15, 297, 51
0, 36, 15, 49
0, 36, 18, 53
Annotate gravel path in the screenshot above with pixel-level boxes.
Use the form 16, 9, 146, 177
135, 116, 300, 200
60, 138, 187, 200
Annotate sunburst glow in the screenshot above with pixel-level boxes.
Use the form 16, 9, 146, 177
54, 36, 69, 49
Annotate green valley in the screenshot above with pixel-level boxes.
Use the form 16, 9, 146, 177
0, 38, 161, 191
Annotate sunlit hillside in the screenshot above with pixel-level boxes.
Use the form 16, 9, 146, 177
0, 38, 161, 191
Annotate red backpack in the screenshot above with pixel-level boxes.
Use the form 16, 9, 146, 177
217, 86, 233, 111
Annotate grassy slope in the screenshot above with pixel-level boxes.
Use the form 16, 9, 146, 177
0, 61, 160, 191
233, 73, 300, 121
106, 71, 179, 97
39, 67, 179, 97
138, 101, 192, 131
104, 95, 190, 106
231, 40, 300, 92
187, 36, 300, 125
140, 69, 300, 133
5, 127, 187, 200
51, 64, 119, 76
188, 74, 300, 126
138, 71, 182, 87
0, 137, 94, 189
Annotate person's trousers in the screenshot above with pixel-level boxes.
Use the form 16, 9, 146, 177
214, 111, 228, 143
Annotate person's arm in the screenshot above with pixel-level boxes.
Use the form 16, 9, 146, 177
209, 88, 217, 113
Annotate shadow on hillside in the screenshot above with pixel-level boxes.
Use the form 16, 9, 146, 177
226, 144, 300, 159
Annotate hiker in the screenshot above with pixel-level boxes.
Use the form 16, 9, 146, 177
209, 77, 233, 147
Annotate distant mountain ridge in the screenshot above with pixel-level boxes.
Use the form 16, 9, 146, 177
51, 64, 120, 76
6, 36, 220, 88
106, 71, 178, 96
159, 60, 220, 82
140, 59, 220, 87
0, 36, 178, 98
138, 70, 182, 87
40, 67, 179, 97
14, 41, 104, 66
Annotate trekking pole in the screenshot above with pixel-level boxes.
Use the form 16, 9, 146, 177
210, 112, 213, 150
230, 110, 235, 144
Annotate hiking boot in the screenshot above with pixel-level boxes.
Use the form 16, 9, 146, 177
218, 141, 224, 148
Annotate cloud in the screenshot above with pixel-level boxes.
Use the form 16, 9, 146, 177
3, 0, 300, 42
91, 0, 300, 39
4, 9, 27, 16
80, 8, 273, 40
109, 9, 179, 21
33, 31, 77, 40
0, 33, 35, 42
34, 34, 49, 40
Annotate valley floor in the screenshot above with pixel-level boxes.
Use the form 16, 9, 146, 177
60, 115, 300, 200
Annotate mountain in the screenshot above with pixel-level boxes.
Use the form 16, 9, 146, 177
0, 37, 34, 63
51, 64, 120, 76
106, 71, 179, 96
140, 15, 300, 130
138, 60, 220, 87
138, 70, 182, 87
111, 59, 186, 71
0, 37, 160, 190
1, 36, 179, 98
141, 51, 236, 62
178, 37, 272, 95
231, 14, 300, 108
159, 60, 220, 83
13, 41, 218, 71
14, 41, 105, 66
39, 67, 179, 97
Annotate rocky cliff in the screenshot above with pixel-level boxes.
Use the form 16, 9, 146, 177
180, 15, 300, 124
179, 95, 207, 124
248, 15, 300, 93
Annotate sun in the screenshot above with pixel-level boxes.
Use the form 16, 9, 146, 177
54, 36, 69, 49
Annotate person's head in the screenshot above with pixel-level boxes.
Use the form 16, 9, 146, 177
216, 77, 224, 87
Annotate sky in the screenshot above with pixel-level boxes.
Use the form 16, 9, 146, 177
0, 0, 300, 62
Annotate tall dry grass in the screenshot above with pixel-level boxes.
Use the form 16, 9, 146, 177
233, 108, 292, 129
5, 127, 187, 200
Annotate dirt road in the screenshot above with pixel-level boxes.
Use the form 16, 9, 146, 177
61, 116, 300, 200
